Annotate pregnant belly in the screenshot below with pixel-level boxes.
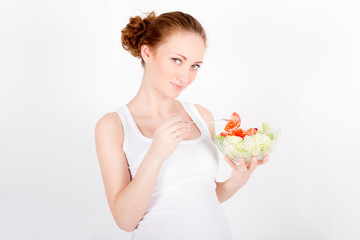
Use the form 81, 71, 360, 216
132, 184, 233, 240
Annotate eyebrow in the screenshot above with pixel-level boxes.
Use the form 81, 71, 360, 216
174, 53, 203, 64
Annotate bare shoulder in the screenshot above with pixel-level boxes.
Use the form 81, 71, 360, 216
95, 112, 124, 144
96, 112, 122, 130
194, 103, 215, 142
194, 103, 214, 122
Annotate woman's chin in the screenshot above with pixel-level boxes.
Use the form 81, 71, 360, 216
165, 90, 182, 99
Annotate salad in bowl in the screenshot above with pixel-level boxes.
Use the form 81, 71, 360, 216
214, 112, 280, 163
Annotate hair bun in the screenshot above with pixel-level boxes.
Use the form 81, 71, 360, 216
121, 11, 156, 58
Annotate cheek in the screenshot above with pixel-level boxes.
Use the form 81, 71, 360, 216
188, 71, 198, 84
155, 60, 175, 79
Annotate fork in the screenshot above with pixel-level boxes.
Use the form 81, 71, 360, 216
180, 118, 229, 124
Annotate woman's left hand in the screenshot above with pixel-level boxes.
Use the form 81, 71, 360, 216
224, 155, 269, 189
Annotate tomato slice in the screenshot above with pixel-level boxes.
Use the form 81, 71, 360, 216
224, 112, 241, 132
231, 128, 246, 138
220, 131, 231, 137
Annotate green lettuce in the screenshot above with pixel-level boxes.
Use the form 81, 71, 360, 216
215, 123, 278, 160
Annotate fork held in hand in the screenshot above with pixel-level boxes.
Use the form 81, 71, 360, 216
180, 118, 229, 124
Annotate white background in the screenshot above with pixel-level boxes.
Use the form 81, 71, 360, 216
1, 0, 359, 239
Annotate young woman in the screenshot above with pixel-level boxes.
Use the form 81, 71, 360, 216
95, 10, 269, 239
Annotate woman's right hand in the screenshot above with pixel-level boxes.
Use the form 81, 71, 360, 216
148, 115, 191, 164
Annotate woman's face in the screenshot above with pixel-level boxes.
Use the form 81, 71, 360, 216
144, 31, 206, 99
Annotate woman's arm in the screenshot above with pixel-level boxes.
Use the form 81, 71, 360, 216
95, 113, 162, 232
215, 178, 242, 203
216, 156, 269, 203
95, 113, 190, 232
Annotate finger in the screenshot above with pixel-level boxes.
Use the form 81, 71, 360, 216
257, 160, 266, 166
175, 126, 191, 140
249, 156, 257, 171
167, 122, 191, 134
258, 155, 269, 165
257, 158, 268, 165
238, 158, 247, 172
224, 156, 238, 170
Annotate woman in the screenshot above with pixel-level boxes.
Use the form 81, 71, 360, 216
95, 10, 269, 239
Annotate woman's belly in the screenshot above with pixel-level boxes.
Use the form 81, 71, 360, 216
131, 183, 233, 240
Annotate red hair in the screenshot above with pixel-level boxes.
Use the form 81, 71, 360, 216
121, 11, 207, 67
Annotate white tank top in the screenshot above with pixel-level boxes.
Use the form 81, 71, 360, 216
116, 100, 233, 240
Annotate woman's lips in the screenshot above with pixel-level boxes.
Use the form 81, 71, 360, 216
170, 82, 183, 90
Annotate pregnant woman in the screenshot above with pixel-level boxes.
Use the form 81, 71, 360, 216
95, 10, 268, 240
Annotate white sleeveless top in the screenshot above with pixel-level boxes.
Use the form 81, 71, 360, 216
116, 100, 233, 240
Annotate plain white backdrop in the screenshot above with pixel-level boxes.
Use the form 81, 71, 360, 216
1, 0, 359, 239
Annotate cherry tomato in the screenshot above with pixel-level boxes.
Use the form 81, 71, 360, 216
245, 128, 258, 136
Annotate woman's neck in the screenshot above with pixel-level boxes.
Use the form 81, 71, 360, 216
127, 76, 180, 120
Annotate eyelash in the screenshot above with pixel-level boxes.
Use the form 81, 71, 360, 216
171, 58, 201, 70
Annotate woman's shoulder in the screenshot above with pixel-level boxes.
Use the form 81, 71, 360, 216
95, 111, 125, 145
192, 103, 215, 141
193, 103, 214, 122
96, 111, 123, 129
96, 104, 129, 130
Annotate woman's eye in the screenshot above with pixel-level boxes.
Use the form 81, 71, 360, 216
172, 58, 181, 64
192, 64, 200, 70
172, 58, 200, 70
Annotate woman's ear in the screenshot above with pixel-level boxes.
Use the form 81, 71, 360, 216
141, 44, 151, 63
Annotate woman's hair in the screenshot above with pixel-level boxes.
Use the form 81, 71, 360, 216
121, 10, 207, 67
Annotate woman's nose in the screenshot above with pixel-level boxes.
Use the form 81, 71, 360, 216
177, 70, 191, 85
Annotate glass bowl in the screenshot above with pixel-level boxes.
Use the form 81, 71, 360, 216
214, 128, 281, 163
